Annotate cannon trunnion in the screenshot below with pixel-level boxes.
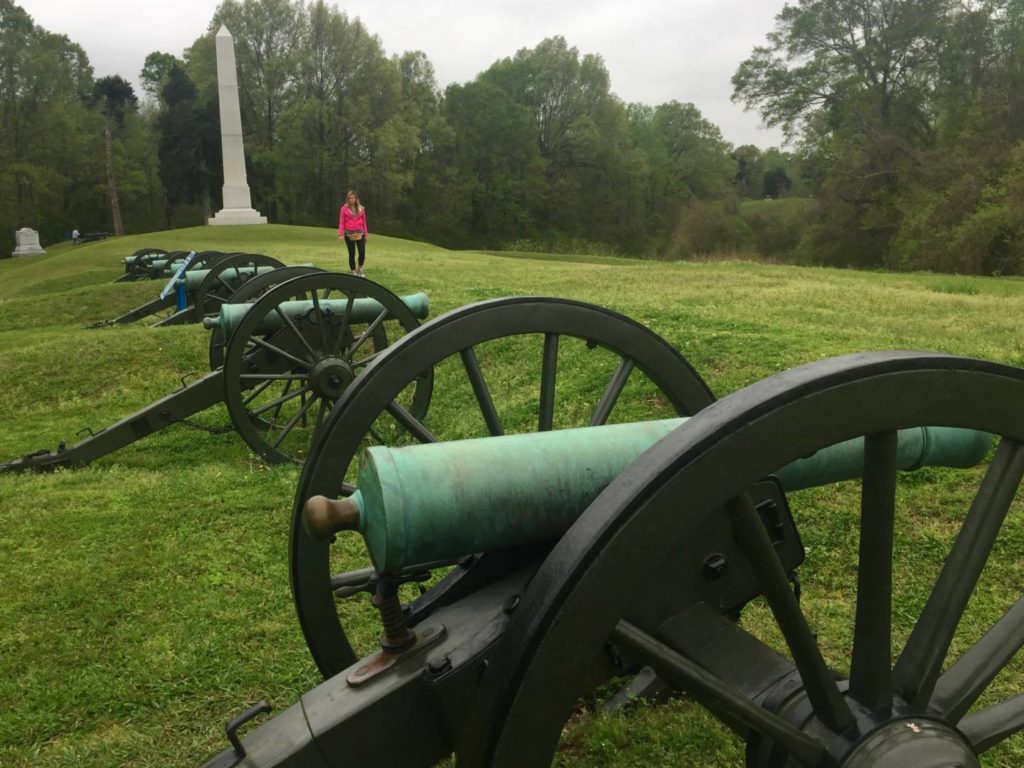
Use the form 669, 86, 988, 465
200, 296, 1024, 767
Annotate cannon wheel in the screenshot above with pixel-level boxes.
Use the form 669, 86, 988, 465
192, 253, 286, 321
135, 250, 227, 282
129, 246, 167, 258
292, 296, 717, 679
207, 266, 325, 370
121, 249, 181, 281
184, 250, 230, 273
466, 352, 1024, 767
222, 273, 429, 466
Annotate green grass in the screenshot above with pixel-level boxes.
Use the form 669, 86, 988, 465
2, 225, 1024, 767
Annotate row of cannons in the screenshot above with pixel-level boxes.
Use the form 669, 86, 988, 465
6, 249, 1024, 767
4, 252, 429, 470
96, 247, 310, 327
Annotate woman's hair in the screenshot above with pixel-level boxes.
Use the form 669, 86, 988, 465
345, 190, 362, 211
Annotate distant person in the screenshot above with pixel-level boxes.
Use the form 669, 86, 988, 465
71, 228, 80, 245
338, 190, 368, 276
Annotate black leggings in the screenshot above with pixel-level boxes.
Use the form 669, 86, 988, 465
345, 237, 366, 270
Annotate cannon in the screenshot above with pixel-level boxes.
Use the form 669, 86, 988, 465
0, 273, 432, 471
114, 247, 171, 282
94, 253, 287, 327
117, 246, 168, 277
151, 253, 298, 327
116, 249, 227, 282
202, 297, 1024, 767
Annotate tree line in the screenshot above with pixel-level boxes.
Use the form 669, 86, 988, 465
2, 0, 1022, 275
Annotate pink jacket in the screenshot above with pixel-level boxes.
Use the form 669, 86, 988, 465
339, 205, 368, 238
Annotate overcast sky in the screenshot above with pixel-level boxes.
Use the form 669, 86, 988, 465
17, 0, 790, 149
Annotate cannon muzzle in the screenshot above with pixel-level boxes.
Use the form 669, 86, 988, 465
304, 420, 992, 574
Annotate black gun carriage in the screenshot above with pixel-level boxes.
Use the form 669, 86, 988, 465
116, 248, 228, 282
95, 253, 303, 327
200, 297, 1024, 768
0, 273, 431, 472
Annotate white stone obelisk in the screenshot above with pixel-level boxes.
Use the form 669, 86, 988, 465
209, 25, 267, 225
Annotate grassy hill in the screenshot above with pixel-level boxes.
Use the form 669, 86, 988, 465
1, 225, 1023, 767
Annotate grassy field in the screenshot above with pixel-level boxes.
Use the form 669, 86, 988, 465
1, 224, 1023, 767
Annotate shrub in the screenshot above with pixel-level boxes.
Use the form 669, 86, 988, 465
664, 200, 754, 259
739, 198, 814, 260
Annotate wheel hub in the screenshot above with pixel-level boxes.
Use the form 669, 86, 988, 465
308, 356, 355, 399
840, 718, 978, 768
748, 679, 979, 768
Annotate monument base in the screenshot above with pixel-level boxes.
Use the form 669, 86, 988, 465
11, 246, 46, 257
209, 208, 268, 226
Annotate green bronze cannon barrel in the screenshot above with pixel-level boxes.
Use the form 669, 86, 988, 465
154, 257, 202, 274
305, 419, 992, 574
203, 291, 431, 337
176, 264, 279, 291
121, 248, 168, 266
147, 258, 176, 271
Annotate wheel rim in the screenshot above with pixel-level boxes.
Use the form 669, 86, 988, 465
128, 247, 166, 259
222, 273, 429, 465
291, 296, 716, 678
184, 251, 229, 274
129, 249, 183, 280
207, 266, 325, 371
468, 351, 1024, 767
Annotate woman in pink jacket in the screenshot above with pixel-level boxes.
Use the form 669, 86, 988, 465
338, 190, 369, 276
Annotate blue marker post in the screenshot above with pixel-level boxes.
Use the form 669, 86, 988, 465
160, 251, 197, 310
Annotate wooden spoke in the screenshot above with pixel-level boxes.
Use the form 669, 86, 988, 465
385, 400, 438, 444
893, 439, 1024, 707
848, 430, 897, 708
588, 358, 634, 426
539, 333, 558, 432
461, 346, 504, 437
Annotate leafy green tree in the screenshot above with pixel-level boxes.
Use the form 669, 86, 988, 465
885, 2, 1024, 273
156, 65, 220, 226
375, 50, 445, 237
628, 100, 738, 256
442, 79, 543, 245
763, 166, 792, 198
92, 75, 137, 235
651, 101, 735, 201
733, 0, 953, 267
732, 0, 947, 140
0, 1, 102, 248
733, 144, 763, 199
277, 1, 410, 226
474, 37, 641, 246
141, 52, 183, 106
483, 37, 609, 174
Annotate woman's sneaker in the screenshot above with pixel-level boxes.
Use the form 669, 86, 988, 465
357, 268, 365, 277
